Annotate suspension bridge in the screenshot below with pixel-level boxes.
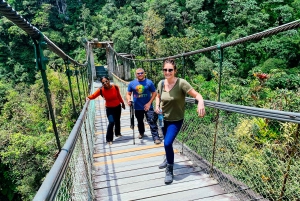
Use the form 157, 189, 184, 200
1, 1, 300, 200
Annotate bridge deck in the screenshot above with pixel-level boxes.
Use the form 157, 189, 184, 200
92, 89, 238, 201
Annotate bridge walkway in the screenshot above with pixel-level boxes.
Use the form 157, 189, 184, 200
91, 83, 238, 201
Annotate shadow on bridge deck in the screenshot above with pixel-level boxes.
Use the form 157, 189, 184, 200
91, 91, 238, 201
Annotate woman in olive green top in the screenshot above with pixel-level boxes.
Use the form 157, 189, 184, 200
155, 58, 206, 184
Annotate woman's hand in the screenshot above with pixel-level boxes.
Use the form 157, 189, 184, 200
188, 89, 206, 118
155, 107, 161, 114
197, 101, 205, 117
121, 103, 126, 110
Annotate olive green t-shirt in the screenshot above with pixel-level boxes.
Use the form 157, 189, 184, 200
157, 78, 193, 121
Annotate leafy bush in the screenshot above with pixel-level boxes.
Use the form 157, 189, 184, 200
266, 74, 300, 90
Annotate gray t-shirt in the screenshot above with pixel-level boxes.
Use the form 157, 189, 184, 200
157, 78, 192, 121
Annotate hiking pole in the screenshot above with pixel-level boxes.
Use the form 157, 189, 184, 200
130, 101, 135, 145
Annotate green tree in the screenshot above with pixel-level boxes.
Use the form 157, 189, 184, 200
143, 9, 164, 57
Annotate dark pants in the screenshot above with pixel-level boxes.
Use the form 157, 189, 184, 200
135, 108, 159, 141
162, 119, 183, 164
106, 104, 121, 142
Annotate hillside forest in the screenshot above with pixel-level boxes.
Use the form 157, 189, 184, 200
0, 0, 300, 200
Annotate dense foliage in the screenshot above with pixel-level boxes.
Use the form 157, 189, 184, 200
0, 0, 299, 200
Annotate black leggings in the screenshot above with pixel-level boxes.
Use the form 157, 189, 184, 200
106, 104, 121, 142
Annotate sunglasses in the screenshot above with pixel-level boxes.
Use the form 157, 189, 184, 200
163, 68, 174, 72
102, 80, 109, 84
136, 72, 144, 75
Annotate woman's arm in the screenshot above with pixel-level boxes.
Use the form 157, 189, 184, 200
187, 89, 205, 117
87, 88, 101, 100
155, 94, 161, 113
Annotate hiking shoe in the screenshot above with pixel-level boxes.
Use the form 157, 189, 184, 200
159, 155, 167, 169
165, 164, 174, 184
138, 134, 144, 139
116, 134, 123, 137
154, 139, 161, 144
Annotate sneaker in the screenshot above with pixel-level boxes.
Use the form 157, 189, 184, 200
116, 134, 123, 137
138, 134, 144, 139
154, 139, 161, 144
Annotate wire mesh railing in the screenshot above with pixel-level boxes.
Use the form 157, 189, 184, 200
33, 83, 96, 201
176, 100, 300, 201
112, 72, 130, 102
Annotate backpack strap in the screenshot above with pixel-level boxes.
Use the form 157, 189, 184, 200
100, 87, 103, 97
114, 84, 119, 92
100, 84, 120, 99
158, 80, 164, 108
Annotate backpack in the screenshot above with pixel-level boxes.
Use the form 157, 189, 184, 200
99, 84, 120, 97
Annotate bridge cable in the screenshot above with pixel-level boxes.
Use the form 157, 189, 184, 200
0, 0, 87, 66
106, 19, 300, 62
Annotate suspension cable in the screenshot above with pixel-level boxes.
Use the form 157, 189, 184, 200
0, 0, 86, 67
107, 19, 300, 62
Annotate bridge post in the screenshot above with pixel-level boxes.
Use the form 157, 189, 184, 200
118, 53, 135, 81
123, 59, 131, 80
114, 54, 120, 78
107, 46, 114, 78
88, 43, 97, 80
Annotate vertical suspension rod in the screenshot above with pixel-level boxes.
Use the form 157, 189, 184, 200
211, 44, 223, 176
65, 60, 78, 117
75, 65, 83, 107
32, 37, 61, 151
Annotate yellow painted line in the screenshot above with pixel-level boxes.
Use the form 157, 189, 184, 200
95, 127, 134, 135
93, 144, 163, 158
95, 125, 149, 135
96, 106, 105, 109
94, 149, 178, 166
95, 115, 107, 118
95, 112, 131, 119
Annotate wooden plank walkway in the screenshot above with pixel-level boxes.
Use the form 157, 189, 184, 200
92, 84, 238, 201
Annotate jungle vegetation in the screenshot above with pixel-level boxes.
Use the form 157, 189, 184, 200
0, 0, 299, 200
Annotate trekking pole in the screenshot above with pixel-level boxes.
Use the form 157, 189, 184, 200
130, 101, 135, 145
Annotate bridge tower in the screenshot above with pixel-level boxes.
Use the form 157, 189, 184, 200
89, 39, 113, 80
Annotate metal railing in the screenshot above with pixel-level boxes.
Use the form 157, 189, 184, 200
33, 84, 96, 201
